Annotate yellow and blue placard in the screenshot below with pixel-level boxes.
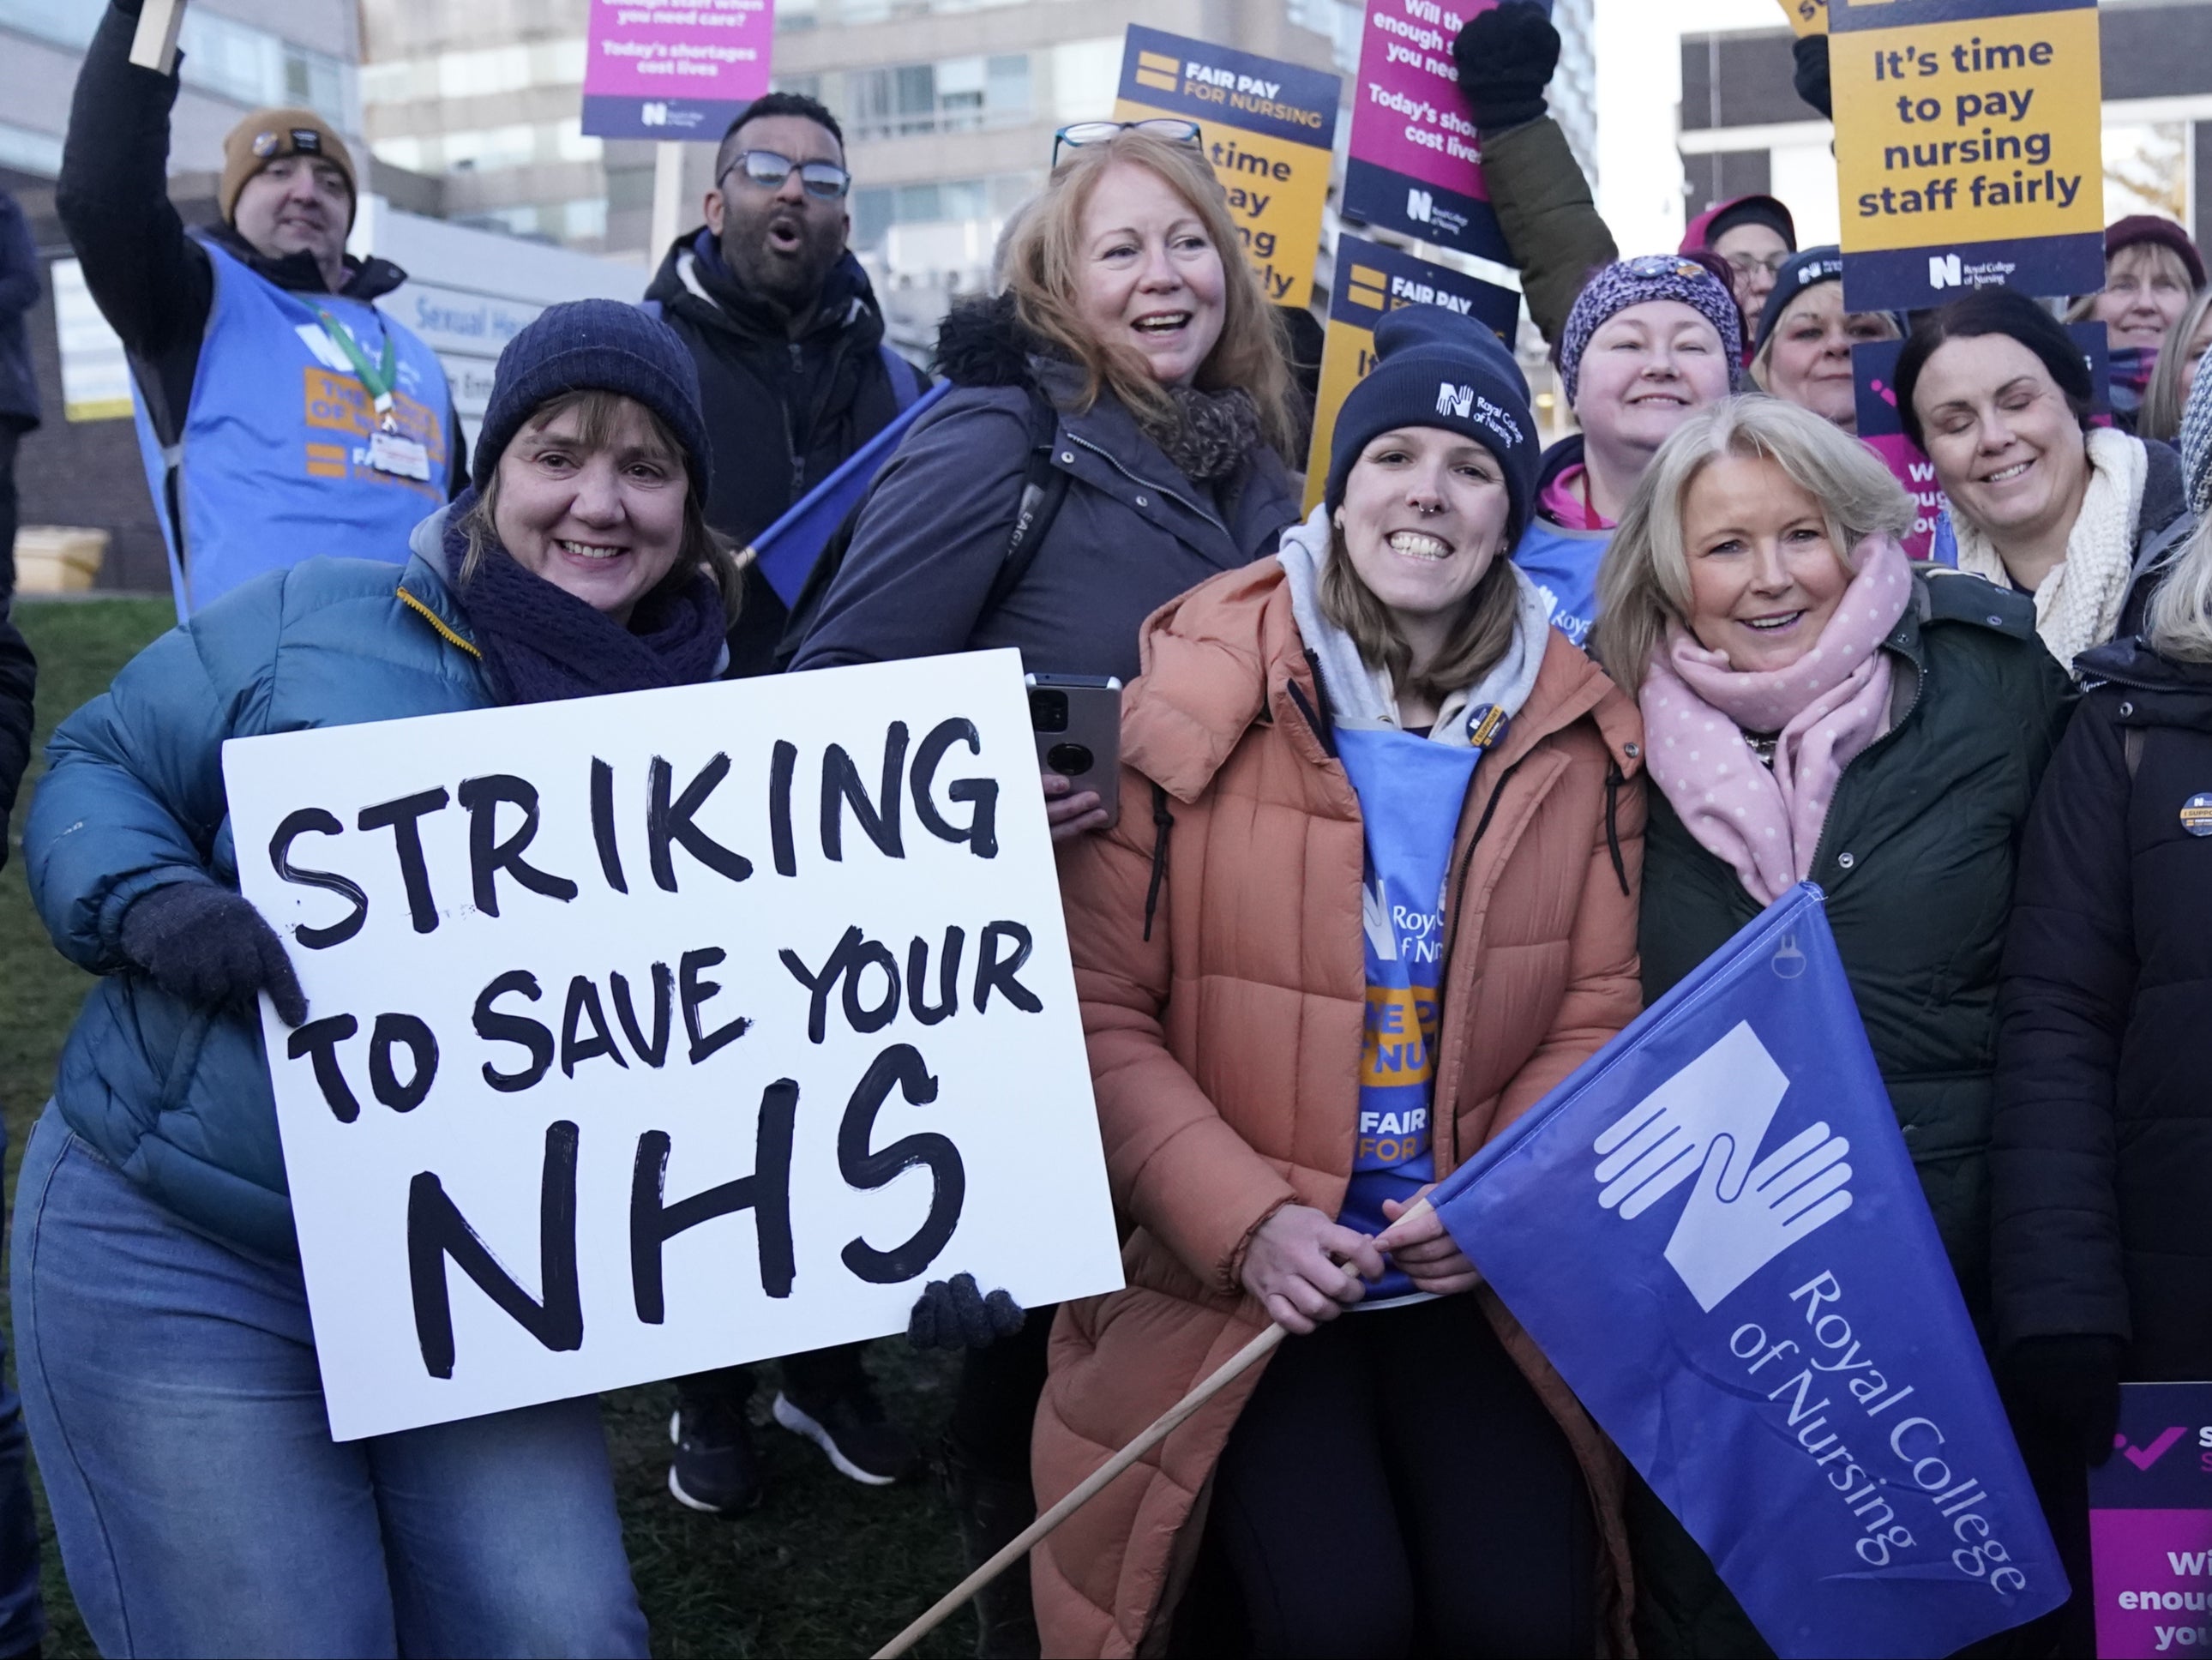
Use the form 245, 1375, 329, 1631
1831, 0, 2103, 311
1776, 0, 1828, 38
1111, 27, 1341, 310
1303, 233, 1522, 511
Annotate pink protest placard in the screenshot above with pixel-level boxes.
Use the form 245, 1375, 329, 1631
1341, 0, 1512, 262
2089, 1385, 2212, 1659
581, 0, 772, 141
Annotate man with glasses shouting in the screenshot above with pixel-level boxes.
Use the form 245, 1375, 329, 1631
646, 92, 926, 1514
645, 92, 924, 678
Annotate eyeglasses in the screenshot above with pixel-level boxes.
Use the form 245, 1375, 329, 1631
720, 149, 851, 201
1052, 118, 1203, 167
1722, 251, 1791, 279
1624, 256, 1716, 283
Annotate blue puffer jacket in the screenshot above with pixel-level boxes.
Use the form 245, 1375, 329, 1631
27, 514, 489, 1259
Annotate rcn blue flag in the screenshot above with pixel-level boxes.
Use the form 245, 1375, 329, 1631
1432, 885, 2064, 1659
748, 380, 953, 606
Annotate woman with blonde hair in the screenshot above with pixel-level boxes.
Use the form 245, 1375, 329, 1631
788, 122, 1301, 1657
2137, 283, 2212, 442
1594, 394, 2072, 1657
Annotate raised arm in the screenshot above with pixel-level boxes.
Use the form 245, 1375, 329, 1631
56, 0, 212, 361
1455, 1, 1618, 346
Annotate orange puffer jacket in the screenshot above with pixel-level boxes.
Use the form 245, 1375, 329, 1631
1036, 556, 1648, 1657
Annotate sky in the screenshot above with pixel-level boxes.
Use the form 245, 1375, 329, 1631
1592, 0, 1838, 255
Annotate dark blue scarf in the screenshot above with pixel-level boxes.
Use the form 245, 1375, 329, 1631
442, 490, 726, 707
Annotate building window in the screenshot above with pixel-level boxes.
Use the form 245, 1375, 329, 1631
361, 39, 587, 108
849, 54, 1029, 141
851, 171, 1037, 252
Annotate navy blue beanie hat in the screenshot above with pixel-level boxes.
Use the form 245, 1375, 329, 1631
1325, 308, 1538, 541
472, 299, 712, 496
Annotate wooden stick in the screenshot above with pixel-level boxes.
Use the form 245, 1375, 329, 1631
129, 0, 185, 74
872, 1322, 1288, 1660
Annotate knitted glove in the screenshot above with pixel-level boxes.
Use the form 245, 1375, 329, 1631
119, 882, 309, 1027
2005, 1333, 2124, 1467
1452, 1, 1559, 133
1792, 33, 1833, 120
908, 1273, 1025, 1350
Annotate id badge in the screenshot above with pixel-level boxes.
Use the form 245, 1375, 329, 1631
365, 430, 432, 482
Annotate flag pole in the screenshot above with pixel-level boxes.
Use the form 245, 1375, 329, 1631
130, 0, 185, 73
870, 1322, 1288, 1660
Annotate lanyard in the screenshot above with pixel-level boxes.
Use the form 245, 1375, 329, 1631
312, 306, 400, 430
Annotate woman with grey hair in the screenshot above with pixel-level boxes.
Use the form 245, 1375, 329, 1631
1992, 360, 2212, 1659
1592, 394, 2073, 1658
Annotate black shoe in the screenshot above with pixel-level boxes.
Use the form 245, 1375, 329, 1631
945, 1444, 1042, 1660
668, 1398, 764, 1515
772, 1382, 921, 1485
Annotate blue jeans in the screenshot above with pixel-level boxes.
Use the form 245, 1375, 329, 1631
11, 1105, 648, 1658
0, 1111, 47, 1656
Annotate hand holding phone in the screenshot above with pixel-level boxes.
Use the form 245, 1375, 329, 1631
1028, 674, 1121, 838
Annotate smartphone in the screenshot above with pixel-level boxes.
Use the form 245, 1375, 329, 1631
1026, 673, 1122, 827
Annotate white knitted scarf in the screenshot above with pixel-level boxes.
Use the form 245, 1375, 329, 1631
1953, 426, 2147, 673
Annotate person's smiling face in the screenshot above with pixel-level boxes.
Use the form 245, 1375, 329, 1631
2095, 242, 2195, 352
1682, 454, 1853, 676
232, 154, 352, 274
490, 397, 688, 627
1336, 425, 1514, 623
1762, 283, 1900, 431
1072, 162, 1227, 388
1575, 300, 1732, 458
1911, 333, 2089, 544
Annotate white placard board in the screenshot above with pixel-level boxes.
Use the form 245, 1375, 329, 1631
224, 651, 1123, 1441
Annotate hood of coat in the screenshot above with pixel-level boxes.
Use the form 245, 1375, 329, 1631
645, 228, 883, 347
200, 220, 408, 302
2077, 633, 2212, 701
935, 292, 1040, 389
1123, 552, 1643, 806
1275, 506, 1553, 745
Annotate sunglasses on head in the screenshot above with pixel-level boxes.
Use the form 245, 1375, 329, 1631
720, 148, 851, 201
1624, 256, 1718, 283
1052, 118, 1203, 167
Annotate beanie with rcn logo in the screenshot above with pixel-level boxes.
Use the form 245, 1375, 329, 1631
1325, 307, 1539, 542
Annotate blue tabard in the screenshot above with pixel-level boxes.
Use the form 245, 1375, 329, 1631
1511, 514, 1612, 648
132, 238, 451, 616
1335, 722, 1488, 1302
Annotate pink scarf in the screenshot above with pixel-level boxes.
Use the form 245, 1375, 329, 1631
1540, 464, 1614, 532
1640, 536, 1914, 905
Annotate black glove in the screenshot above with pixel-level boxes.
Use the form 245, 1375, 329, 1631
1792, 33, 1832, 120
2005, 1333, 2124, 1467
119, 882, 308, 1027
1451, 0, 1559, 133
908, 1273, 1025, 1351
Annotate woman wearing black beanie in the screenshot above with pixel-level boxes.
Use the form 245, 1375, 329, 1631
15, 298, 744, 1657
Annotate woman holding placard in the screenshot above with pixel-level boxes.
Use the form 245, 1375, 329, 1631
1897, 291, 2192, 674
1035, 306, 1643, 1657
1592, 394, 2072, 1657
15, 299, 747, 1657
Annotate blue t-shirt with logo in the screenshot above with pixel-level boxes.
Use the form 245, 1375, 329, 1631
1334, 723, 1488, 1302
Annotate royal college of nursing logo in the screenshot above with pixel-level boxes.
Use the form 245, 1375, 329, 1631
1591, 1020, 1855, 1311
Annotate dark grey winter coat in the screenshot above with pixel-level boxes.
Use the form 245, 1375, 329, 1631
787, 298, 1300, 682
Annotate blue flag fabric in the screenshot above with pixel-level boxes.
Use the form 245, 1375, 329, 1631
750, 380, 953, 606
1431, 885, 2064, 1659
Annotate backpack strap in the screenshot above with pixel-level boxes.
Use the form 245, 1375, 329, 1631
977, 386, 1071, 620
879, 342, 923, 412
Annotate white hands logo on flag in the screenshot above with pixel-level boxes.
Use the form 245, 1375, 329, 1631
1591, 1021, 1854, 1311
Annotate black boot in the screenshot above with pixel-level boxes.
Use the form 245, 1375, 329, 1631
944, 1443, 1042, 1660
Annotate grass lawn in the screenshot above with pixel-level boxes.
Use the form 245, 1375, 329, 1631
0, 598, 977, 1659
